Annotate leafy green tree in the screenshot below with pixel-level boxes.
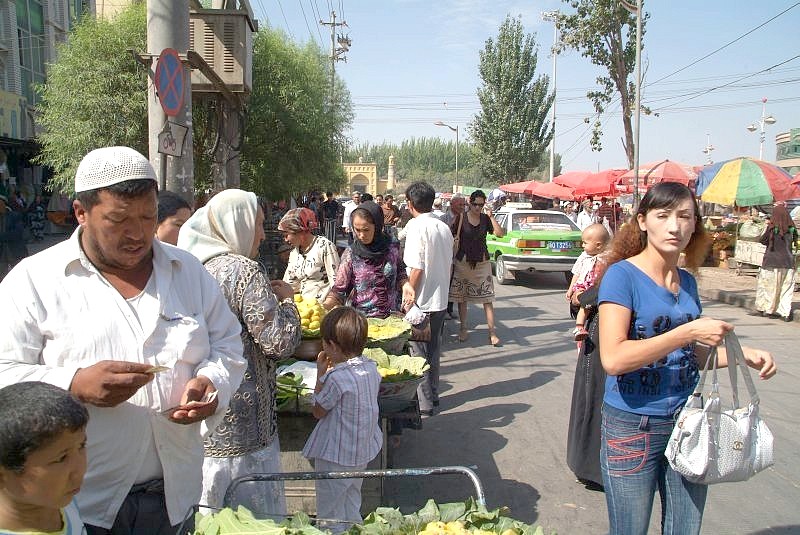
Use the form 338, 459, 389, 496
241, 27, 352, 198
35, 3, 148, 193
557, 0, 647, 168
34, 4, 351, 199
469, 15, 553, 184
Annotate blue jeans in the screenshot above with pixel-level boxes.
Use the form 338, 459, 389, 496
600, 403, 707, 535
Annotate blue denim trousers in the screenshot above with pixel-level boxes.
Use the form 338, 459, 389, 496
600, 403, 707, 535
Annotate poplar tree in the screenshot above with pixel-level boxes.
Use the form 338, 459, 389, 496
469, 15, 553, 184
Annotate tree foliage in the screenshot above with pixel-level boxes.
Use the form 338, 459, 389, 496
240, 27, 352, 198
557, 0, 648, 168
35, 3, 148, 193
469, 15, 553, 184
344, 137, 487, 193
34, 4, 352, 198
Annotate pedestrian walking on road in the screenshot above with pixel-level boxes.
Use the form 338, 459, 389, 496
449, 189, 505, 346
751, 202, 797, 321
321, 192, 340, 245
401, 182, 453, 416
597, 182, 777, 535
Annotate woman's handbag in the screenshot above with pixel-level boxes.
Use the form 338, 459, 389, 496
452, 214, 464, 260
665, 332, 774, 484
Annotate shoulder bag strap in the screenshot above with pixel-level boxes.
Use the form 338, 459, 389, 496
724, 331, 760, 408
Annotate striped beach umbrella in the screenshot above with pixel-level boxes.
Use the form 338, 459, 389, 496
696, 157, 800, 206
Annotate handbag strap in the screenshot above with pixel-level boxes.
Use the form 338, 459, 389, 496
693, 343, 720, 397
455, 213, 464, 238
724, 331, 760, 407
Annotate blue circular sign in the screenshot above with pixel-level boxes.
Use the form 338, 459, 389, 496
155, 48, 185, 117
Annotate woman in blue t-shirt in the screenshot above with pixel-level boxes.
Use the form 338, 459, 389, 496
597, 183, 777, 535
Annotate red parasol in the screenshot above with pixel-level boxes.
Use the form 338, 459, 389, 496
617, 159, 697, 193
553, 170, 592, 189
576, 168, 627, 197
532, 181, 577, 201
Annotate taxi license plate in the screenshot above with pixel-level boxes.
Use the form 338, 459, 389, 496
548, 241, 572, 251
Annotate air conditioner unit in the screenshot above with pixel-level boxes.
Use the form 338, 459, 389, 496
189, 9, 253, 94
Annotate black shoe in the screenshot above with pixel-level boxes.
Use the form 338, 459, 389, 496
784, 315, 793, 322
747, 310, 764, 317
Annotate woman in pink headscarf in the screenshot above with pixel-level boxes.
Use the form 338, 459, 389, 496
280, 207, 340, 302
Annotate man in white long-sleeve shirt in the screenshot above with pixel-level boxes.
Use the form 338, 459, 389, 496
0, 147, 246, 534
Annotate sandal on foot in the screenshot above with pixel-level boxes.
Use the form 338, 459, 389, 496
488, 330, 501, 347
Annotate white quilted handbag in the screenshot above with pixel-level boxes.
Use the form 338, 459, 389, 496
665, 332, 774, 484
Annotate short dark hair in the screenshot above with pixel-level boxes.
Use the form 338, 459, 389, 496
157, 191, 191, 224
320, 306, 368, 357
405, 182, 435, 213
361, 193, 373, 202
469, 190, 486, 204
0, 382, 89, 473
75, 179, 158, 210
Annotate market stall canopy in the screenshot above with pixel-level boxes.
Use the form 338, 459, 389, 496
532, 181, 577, 200
577, 168, 628, 197
499, 180, 539, 195
553, 170, 592, 189
617, 159, 697, 193
696, 157, 800, 206
499, 180, 576, 200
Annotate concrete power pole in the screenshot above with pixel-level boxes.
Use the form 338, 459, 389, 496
147, 0, 194, 203
320, 12, 350, 105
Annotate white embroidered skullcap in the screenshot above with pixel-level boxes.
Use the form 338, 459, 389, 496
74, 147, 157, 193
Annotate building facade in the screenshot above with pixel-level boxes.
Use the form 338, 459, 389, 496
0, 0, 90, 195
776, 128, 800, 176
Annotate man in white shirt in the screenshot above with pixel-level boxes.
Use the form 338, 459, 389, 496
576, 199, 597, 230
401, 182, 454, 416
0, 147, 246, 534
341, 191, 361, 245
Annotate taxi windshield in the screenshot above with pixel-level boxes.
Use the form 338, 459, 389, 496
511, 213, 578, 232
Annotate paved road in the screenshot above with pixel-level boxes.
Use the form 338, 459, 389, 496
384, 271, 800, 535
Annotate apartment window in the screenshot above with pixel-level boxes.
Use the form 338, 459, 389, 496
16, 0, 45, 104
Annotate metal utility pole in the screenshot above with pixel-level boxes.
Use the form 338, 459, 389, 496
320, 11, 350, 105
542, 10, 559, 183
147, 0, 194, 203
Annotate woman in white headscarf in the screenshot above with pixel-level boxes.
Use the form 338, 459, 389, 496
178, 189, 301, 516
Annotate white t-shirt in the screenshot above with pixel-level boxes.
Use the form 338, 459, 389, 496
403, 212, 454, 312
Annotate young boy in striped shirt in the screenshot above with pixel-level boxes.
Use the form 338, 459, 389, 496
302, 306, 382, 533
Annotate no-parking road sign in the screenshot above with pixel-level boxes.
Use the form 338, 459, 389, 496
154, 48, 185, 117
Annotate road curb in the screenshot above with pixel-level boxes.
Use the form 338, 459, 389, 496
698, 287, 799, 323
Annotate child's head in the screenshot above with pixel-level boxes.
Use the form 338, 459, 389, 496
320, 306, 368, 359
0, 382, 89, 512
581, 223, 610, 256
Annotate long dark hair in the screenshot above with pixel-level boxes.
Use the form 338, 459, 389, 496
605, 182, 709, 270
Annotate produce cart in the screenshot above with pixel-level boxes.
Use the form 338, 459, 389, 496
179, 466, 487, 534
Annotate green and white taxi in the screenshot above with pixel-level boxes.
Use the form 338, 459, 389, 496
487, 206, 583, 284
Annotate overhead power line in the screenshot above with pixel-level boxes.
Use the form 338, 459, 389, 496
648, 2, 800, 86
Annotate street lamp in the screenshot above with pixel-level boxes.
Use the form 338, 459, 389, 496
702, 133, 715, 165
434, 121, 459, 192
541, 10, 560, 183
746, 97, 776, 160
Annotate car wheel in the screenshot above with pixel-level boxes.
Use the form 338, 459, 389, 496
495, 255, 512, 285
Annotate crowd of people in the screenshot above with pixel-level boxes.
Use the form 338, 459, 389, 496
0, 145, 783, 535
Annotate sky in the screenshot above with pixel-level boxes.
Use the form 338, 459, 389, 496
251, 0, 800, 174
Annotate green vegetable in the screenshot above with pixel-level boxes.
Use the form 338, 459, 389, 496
347, 498, 553, 534
363, 348, 429, 380
276, 373, 311, 411
194, 506, 327, 535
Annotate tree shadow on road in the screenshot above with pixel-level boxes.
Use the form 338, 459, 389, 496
441, 370, 559, 411
383, 402, 542, 524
